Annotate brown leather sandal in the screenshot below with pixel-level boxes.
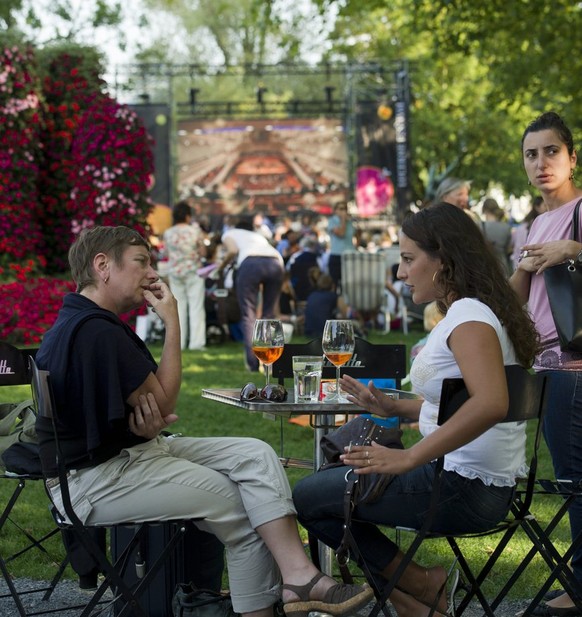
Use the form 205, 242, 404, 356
282, 572, 374, 617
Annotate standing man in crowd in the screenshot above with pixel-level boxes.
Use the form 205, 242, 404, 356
327, 201, 355, 293
216, 216, 284, 372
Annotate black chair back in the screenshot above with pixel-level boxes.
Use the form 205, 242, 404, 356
438, 364, 547, 426
273, 337, 407, 386
0, 342, 37, 387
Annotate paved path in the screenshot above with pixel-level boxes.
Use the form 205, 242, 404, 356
0, 579, 534, 617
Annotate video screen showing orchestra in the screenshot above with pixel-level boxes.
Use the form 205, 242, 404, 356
176, 118, 350, 217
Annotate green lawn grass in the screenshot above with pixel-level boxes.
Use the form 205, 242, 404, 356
0, 326, 568, 599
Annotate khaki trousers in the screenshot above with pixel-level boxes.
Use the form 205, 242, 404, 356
48, 435, 296, 613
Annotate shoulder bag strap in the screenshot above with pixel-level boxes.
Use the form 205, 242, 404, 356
571, 198, 582, 242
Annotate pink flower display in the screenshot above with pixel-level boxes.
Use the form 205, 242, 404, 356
68, 94, 154, 238
0, 42, 155, 345
0, 42, 44, 264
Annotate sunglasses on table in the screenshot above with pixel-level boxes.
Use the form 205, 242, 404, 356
240, 383, 288, 403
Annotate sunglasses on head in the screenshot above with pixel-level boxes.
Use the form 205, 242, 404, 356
240, 383, 288, 403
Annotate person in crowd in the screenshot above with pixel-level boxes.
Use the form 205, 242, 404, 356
287, 235, 321, 303
510, 111, 582, 616
216, 216, 285, 372
253, 212, 274, 240
303, 268, 348, 338
409, 301, 444, 365
162, 201, 207, 350
481, 197, 513, 276
327, 201, 355, 292
294, 203, 539, 617
35, 225, 373, 617
511, 196, 546, 270
276, 229, 301, 265
433, 177, 481, 225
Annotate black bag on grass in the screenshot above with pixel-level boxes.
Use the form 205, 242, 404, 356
172, 583, 238, 617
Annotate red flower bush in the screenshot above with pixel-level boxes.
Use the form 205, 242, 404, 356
0, 41, 44, 268
37, 48, 107, 272
0, 41, 156, 345
0, 277, 75, 345
68, 93, 154, 237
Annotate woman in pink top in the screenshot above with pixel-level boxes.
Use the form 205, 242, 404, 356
511, 111, 582, 616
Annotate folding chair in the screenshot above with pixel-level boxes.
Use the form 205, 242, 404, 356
273, 337, 407, 387
29, 358, 203, 617
491, 452, 582, 613
354, 365, 551, 617
341, 252, 387, 328
0, 342, 72, 617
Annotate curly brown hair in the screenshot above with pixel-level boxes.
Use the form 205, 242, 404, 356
401, 203, 539, 367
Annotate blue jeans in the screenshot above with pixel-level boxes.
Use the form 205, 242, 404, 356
540, 369, 582, 584
293, 464, 513, 579
235, 256, 284, 371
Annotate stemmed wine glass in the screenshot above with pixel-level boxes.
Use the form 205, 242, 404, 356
322, 319, 355, 403
251, 319, 285, 386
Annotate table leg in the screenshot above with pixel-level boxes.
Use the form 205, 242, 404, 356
313, 413, 336, 576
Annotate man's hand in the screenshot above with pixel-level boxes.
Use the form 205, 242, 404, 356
129, 392, 178, 439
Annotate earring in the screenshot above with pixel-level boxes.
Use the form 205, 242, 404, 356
571, 169, 575, 180
432, 271, 439, 285
104, 276, 109, 284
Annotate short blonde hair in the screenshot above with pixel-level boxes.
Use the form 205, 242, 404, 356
423, 301, 443, 332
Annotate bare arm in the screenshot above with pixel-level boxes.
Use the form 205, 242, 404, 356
330, 214, 348, 238
509, 267, 531, 305
217, 236, 239, 273
127, 279, 181, 418
342, 321, 508, 475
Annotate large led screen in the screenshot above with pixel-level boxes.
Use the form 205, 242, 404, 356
177, 118, 349, 218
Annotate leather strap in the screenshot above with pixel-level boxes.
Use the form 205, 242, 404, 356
336, 472, 358, 584
571, 198, 582, 242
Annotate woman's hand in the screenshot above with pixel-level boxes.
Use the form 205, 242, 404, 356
340, 442, 414, 475
339, 374, 397, 417
129, 392, 178, 439
520, 240, 580, 274
143, 279, 178, 325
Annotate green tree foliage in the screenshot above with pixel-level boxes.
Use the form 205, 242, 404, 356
141, 0, 330, 67
316, 0, 582, 203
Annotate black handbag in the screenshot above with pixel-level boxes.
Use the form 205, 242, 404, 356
543, 198, 582, 352
172, 583, 238, 617
320, 414, 404, 505
318, 414, 405, 584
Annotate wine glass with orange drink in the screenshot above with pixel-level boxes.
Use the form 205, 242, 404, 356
321, 319, 355, 403
251, 319, 285, 386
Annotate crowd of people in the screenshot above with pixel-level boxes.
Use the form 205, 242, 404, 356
33, 109, 582, 617
154, 169, 544, 368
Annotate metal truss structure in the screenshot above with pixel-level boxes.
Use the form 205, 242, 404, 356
107, 61, 411, 218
